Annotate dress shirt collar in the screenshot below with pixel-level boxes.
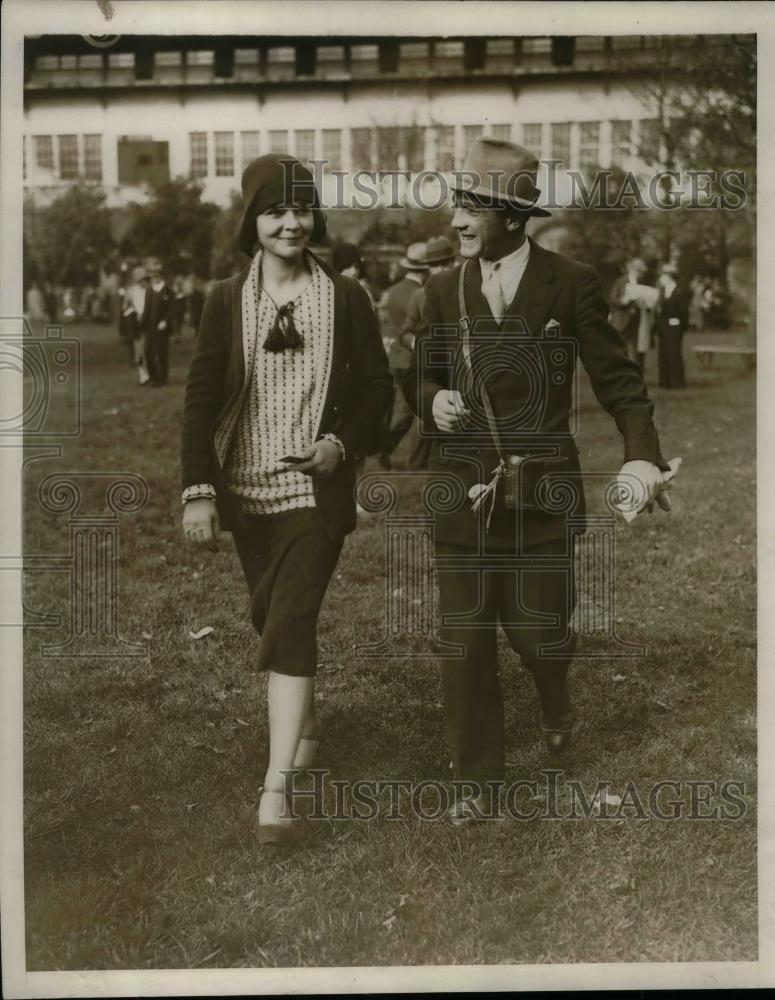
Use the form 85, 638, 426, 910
480, 238, 531, 283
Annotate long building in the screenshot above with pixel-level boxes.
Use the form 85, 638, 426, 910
22, 33, 731, 214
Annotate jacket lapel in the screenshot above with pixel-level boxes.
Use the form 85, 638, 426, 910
497, 239, 559, 345
464, 257, 498, 332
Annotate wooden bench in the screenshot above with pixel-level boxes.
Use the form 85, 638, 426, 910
693, 345, 756, 370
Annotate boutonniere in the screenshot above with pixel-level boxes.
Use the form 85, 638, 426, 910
543, 318, 561, 336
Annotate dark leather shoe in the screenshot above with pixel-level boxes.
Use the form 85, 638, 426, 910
539, 711, 574, 756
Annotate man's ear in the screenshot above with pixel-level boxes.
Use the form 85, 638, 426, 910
504, 214, 526, 234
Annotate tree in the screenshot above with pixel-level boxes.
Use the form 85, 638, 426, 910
24, 184, 114, 288
557, 167, 655, 291
628, 34, 755, 303
209, 190, 245, 280
122, 177, 220, 276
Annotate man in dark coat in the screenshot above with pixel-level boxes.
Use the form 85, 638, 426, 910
378, 242, 429, 464
657, 263, 689, 389
400, 236, 457, 470
404, 138, 674, 820
141, 258, 174, 387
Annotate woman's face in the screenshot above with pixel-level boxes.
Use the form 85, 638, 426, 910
255, 205, 314, 259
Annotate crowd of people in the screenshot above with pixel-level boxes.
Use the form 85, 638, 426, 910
116, 263, 206, 387
608, 256, 693, 390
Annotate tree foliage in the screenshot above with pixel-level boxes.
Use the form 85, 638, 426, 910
630, 34, 756, 288
121, 177, 219, 276
24, 184, 114, 287
209, 190, 246, 279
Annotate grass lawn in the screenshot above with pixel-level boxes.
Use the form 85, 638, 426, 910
23, 321, 756, 969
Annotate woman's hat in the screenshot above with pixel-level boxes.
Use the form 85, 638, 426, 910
237, 153, 327, 256
399, 242, 429, 271
424, 235, 456, 265
453, 137, 551, 218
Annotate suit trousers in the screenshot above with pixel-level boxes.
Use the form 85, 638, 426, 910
145, 328, 170, 385
657, 329, 686, 389
435, 536, 577, 785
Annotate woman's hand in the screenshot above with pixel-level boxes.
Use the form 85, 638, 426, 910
183, 498, 220, 551
291, 440, 341, 478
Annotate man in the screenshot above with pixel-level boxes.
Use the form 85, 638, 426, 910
121, 265, 151, 385
141, 258, 173, 387
379, 241, 429, 465
609, 257, 653, 372
400, 235, 457, 470
404, 138, 673, 820
657, 262, 689, 389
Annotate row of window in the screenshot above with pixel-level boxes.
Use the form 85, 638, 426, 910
23, 118, 657, 185
189, 123, 514, 177
25, 133, 102, 180
30, 35, 690, 82
30, 40, 520, 82
188, 120, 653, 178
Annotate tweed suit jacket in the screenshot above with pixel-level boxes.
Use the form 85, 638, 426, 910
181, 252, 392, 540
403, 238, 669, 549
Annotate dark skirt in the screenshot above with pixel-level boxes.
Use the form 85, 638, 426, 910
231, 505, 344, 677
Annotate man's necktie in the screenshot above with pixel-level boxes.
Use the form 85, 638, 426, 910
481, 261, 506, 324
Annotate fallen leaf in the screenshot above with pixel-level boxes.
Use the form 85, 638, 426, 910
189, 626, 215, 640
652, 699, 671, 712
186, 803, 198, 811
608, 874, 636, 894
141, 632, 152, 641
129, 804, 141, 813
613, 674, 627, 683
235, 717, 250, 727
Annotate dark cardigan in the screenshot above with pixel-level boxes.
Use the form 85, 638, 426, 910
181, 252, 392, 539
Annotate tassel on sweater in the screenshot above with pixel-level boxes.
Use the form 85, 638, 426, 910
263, 301, 303, 352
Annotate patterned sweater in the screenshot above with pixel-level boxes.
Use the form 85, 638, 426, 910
221, 252, 334, 514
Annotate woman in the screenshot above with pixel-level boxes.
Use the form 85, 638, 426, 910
181, 154, 391, 844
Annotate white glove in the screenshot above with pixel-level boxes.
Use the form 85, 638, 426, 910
614, 458, 681, 522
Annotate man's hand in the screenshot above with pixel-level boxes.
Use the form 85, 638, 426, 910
158, 320, 167, 331
290, 439, 341, 477
614, 459, 674, 517
183, 498, 219, 551
432, 390, 470, 433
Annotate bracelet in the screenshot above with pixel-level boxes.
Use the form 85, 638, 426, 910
320, 433, 346, 462
182, 483, 217, 506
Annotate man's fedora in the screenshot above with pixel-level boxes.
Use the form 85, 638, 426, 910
453, 137, 551, 218
424, 235, 456, 265
399, 242, 430, 271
